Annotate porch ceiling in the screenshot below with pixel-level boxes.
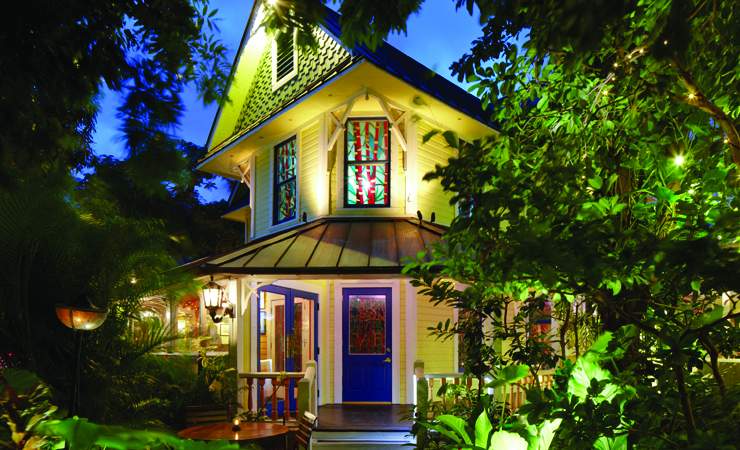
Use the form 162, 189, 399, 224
202, 217, 445, 275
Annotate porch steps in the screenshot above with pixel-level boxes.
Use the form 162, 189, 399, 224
311, 431, 413, 448
311, 404, 414, 449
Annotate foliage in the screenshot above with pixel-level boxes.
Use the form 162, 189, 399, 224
262, 0, 740, 448
1, 369, 246, 450
0, 0, 242, 428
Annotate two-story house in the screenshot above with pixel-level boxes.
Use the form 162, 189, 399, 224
191, 1, 494, 417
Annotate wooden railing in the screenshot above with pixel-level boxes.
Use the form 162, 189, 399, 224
239, 360, 317, 423
503, 370, 555, 411
414, 360, 555, 412
239, 371, 304, 422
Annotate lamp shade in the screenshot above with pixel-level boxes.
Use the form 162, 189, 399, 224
202, 279, 224, 309
55, 304, 108, 331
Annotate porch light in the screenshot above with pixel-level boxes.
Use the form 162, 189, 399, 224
202, 276, 234, 323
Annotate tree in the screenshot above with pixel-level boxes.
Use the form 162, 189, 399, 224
0, 0, 242, 424
264, 1, 740, 447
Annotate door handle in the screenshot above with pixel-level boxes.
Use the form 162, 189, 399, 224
383, 357, 391, 363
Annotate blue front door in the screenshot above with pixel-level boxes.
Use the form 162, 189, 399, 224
342, 288, 392, 402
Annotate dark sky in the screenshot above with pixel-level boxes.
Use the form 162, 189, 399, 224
92, 1, 482, 203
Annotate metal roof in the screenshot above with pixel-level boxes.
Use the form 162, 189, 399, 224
202, 217, 445, 275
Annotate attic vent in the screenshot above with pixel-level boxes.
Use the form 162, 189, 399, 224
272, 31, 297, 89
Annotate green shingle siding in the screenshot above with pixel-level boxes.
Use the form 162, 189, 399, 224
234, 29, 351, 135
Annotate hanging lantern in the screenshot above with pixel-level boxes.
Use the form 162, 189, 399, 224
202, 276, 233, 323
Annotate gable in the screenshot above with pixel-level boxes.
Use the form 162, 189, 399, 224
234, 28, 351, 136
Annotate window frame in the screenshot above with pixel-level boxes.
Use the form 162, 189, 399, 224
343, 117, 392, 209
271, 29, 298, 90
272, 136, 298, 225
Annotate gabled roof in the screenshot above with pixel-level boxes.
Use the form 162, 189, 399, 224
201, 217, 445, 276
322, 8, 492, 127
203, 3, 493, 162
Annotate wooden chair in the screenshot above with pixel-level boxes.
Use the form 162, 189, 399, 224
295, 411, 317, 449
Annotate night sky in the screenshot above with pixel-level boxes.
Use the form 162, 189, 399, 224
91, 1, 482, 203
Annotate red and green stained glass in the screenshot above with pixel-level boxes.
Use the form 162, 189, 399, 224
345, 119, 390, 207
274, 137, 297, 224
348, 295, 386, 354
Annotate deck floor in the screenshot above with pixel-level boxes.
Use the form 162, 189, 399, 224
315, 404, 414, 432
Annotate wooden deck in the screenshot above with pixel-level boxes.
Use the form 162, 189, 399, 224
315, 404, 413, 432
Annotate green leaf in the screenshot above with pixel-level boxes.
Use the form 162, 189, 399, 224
690, 280, 701, 292
437, 414, 472, 445
588, 175, 603, 189
442, 130, 460, 148
594, 434, 628, 450
422, 129, 440, 144
474, 412, 493, 448
489, 430, 528, 450
488, 364, 530, 388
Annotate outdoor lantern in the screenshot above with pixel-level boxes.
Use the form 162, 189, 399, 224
54, 294, 108, 416
55, 303, 108, 331
202, 276, 233, 323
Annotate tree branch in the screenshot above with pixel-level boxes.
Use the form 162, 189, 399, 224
672, 58, 740, 165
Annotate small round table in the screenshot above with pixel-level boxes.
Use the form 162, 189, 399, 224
178, 422, 289, 448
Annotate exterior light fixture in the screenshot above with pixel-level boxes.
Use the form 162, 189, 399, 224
232, 418, 241, 432
202, 276, 234, 323
55, 294, 108, 416
55, 301, 108, 332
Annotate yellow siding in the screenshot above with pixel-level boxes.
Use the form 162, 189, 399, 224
252, 146, 271, 235
416, 120, 456, 225
299, 121, 321, 220
416, 292, 456, 373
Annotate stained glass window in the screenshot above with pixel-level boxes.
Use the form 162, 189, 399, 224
273, 137, 297, 224
345, 119, 390, 207
348, 295, 386, 354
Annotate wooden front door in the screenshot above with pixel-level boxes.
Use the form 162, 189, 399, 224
342, 287, 392, 402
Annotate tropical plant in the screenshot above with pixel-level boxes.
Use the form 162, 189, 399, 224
261, 0, 740, 447
1, 368, 247, 450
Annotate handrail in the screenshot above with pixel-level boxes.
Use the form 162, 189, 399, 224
414, 360, 556, 412
239, 372, 305, 379
239, 365, 316, 424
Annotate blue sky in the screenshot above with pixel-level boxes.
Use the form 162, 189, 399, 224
92, 1, 482, 203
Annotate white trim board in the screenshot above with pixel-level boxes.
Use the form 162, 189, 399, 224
333, 279, 401, 404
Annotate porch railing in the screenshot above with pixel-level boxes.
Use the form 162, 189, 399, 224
414, 360, 555, 412
239, 360, 317, 423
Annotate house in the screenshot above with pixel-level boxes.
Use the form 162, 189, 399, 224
178, 0, 495, 441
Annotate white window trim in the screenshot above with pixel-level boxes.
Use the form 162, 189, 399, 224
335, 114, 404, 214
271, 30, 298, 91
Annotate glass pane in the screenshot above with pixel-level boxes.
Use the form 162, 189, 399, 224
290, 297, 315, 371
348, 295, 386, 354
346, 163, 389, 206
259, 291, 286, 372
275, 138, 296, 182
277, 179, 296, 222
347, 119, 389, 162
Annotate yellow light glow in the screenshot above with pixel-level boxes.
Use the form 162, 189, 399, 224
673, 154, 685, 167
687, 92, 696, 101
130, 277, 137, 284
